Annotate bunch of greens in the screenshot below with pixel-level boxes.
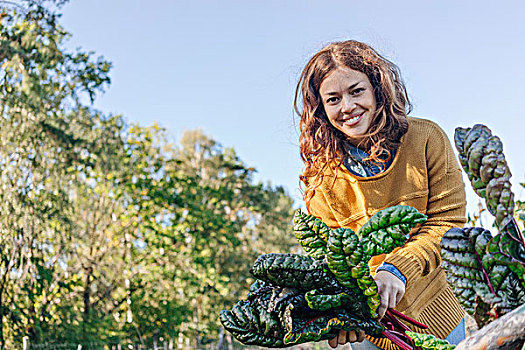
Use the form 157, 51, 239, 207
220, 205, 429, 348
441, 124, 525, 328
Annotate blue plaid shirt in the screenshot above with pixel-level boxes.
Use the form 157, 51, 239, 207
343, 145, 395, 177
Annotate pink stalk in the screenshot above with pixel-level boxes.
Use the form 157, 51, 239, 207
295, 315, 323, 332
381, 330, 413, 350
387, 329, 412, 342
385, 310, 412, 332
472, 248, 497, 297
472, 247, 500, 319
511, 218, 525, 247
387, 308, 428, 329
502, 218, 525, 247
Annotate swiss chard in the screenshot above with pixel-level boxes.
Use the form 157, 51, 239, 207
454, 124, 515, 230
293, 209, 330, 259
221, 205, 429, 348
441, 124, 525, 329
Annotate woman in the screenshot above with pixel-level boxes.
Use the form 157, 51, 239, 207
294, 40, 467, 349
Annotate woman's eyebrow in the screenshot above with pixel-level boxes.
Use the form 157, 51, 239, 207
347, 82, 361, 90
323, 82, 360, 96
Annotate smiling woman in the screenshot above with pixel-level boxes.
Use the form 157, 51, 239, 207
319, 67, 376, 143
294, 40, 468, 349
295, 41, 411, 202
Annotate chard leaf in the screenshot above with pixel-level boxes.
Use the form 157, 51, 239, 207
220, 280, 383, 348
405, 331, 455, 349
249, 253, 342, 294
441, 226, 525, 327
326, 227, 380, 318
357, 205, 427, 256
481, 224, 525, 315
441, 227, 494, 326
454, 125, 515, 229
293, 209, 330, 259
220, 300, 286, 347
282, 307, 382, 346
484, 224, 525, 284
304, 290, 364, 314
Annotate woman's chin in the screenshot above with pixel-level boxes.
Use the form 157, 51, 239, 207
345, 134, 366, 146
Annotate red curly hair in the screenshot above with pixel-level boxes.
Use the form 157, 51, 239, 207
294, 40, 412, 203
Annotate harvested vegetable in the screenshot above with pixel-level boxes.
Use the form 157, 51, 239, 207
220, 205, 429, 348
220, 254, 384, 347
293, 209, 330, 259
454, 124, 514, 229
442, 124, 525, 329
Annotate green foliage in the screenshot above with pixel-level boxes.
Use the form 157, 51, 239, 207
441, 227, 525, 326
250, 254, 337, 292
221, 255, 383, 348
454, 124, 514, 229
221, 205, 427, 348
405, 331, 456, 350
356, 205, 427, 256
293, 209, 330, 259
441, 125, 525, 329
0, 1, 298, 347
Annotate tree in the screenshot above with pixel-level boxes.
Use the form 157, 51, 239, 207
1, 1, 299, 348
157, 130, 298, 347
0, 0, 112, 346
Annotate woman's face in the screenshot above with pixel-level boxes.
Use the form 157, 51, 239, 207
319, 67, 376, 145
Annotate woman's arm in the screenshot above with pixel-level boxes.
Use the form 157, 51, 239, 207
384, 124, 467, 288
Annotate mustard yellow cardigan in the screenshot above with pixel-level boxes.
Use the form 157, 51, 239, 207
306, 117, 467, 349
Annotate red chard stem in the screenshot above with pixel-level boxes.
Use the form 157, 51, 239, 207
381, 330, 413, 350
388, 308, 428, 329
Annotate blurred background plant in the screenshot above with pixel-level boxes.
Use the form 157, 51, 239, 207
0, 0, 299, 348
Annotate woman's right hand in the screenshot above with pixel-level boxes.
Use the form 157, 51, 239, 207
328, 329, 366, 348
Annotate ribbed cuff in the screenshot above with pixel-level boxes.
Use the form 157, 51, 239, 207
384, 253, 423, 287
376, 263, 407, 286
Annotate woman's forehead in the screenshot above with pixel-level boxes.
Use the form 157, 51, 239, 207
319, 67, 370, 94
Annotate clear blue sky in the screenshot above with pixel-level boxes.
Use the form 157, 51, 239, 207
61, 0, 525, 216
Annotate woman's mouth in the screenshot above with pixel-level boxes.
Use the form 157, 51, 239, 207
342, 113, 363, 127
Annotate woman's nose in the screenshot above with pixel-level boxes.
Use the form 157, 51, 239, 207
341, 96, 355, 113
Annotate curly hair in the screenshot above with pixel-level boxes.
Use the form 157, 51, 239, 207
294, 40, 412, 203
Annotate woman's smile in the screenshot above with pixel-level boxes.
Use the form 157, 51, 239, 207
342, 112, 364, 126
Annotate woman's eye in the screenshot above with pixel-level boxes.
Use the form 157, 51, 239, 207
326, 97, 339, 104
351, 88, 364, 95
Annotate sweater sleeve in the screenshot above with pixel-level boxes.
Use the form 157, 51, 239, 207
384, 123, 467, 286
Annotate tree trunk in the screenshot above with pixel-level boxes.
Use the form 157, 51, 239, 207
83, 266, 93, 333
22, 337, 29, 350
217, 327, 225, 350
226, 333, 233, 350
0, 287, 5, 348
192, 298, 199, 349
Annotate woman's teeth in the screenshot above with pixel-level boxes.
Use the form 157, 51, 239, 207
343, 114, 361, 125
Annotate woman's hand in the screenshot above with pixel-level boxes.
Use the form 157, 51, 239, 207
328, 329, 366, 348
327, 270, 405, 348
374, 270, 405, 319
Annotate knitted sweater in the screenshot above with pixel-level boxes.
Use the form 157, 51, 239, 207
306, 117, 467, 349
